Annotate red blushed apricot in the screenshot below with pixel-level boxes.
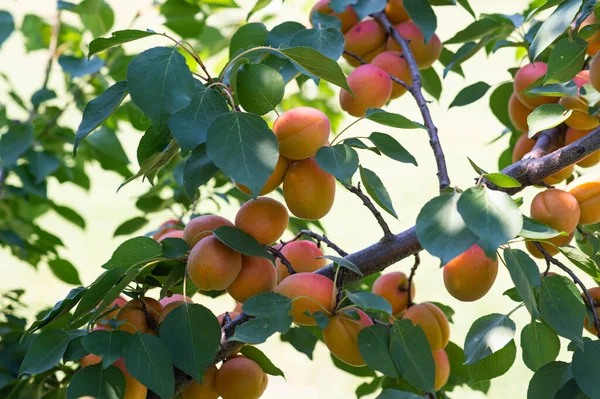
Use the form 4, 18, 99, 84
236, 156, 289, 196
152, 219, 181, 240
272, 107, 330, 160
443, 245, 498, 302
512, 134, 574, 185
433, 350, 450, 391
530, 189, 581, 234
115, 358, 148, 399
558, 95, 599, 130
590, 52, 600, 92
276, 240, 327, 282
235, 197, 289, 245
386, 22, 442, 69
156, 229, 184, 242
339, 64, 393, 117
183, 215, 234, 247
565, 128, 600, 168
159, 294, 193, 307
508, 93, 533, 133
402, 303, 450, 350
580, 13, 600, 56
323, 308, 374, 366
566, 174, 600, 225
372, 272, 414, 316
583, 286, 600, 335
215, 356, 268, 399
187, 235, 242, 291
283, 158, 336, 220
385, 0, 410, 24
371, 51, 413, 99
310, 0, 358, 33
227, 256, 277, 303
274, 272, 335, 326
343, 20, 387, 66
514, 62, 558, 109
525, 232, 575, 258
81, 353, 102, 368
182, 365, 219, 399
116, 297, 163, 335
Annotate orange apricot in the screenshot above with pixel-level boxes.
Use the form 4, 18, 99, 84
558, 95, 599, 130
566, 174, 600, 225
274, 272, 335, 326
235, 197, 289, 245
323, 308, 374, 366
443, 245, 498, 302
530, 189, 581, 234
513, 62, 557, 109
339, 64, 393, 117
525, 232, 574, 258
310, 0, 358, 33
402, 303, 450, 350
156, 229, 184, 242
580, 13, 600, 56
182, 366, 219, 399
115, 358, 148, 399
183, 215, 234, 247
283, 158, 336, 220
215, 356, 268, 399
187, 236, 242, 291
81, 353, 102, 368
343, 19, 387, 66
115, 297, 163, 335
583, 286, 600, 335
236, 156, 289, 196
276, 240, 327, 282
433, 349, 450, 391
386, 22, 442, 69
371, 51, 413, 99
565, 128, 600, 167
152, 219, 181, 240
272, 107, 330, 160
385, 0, 410, 24
227, 256, 277, 303
542, 165, 575, 186
508, 92, 533, 133
372, 272, 414, 316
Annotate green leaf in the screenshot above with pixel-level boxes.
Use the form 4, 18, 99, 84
484, 172, 522, 188
346, 291, 392, 314
420, 67, 442, 100
358, 324, 400, 378
67, 364, 125, 399
26, 287, 87, 336
468, 340, 516, 384
356, 377, 383, 399
279, 46, 350, 92
489, 82, 517, 131
48, 259, 82, 285
159, 304, 220, 384
247, 0, 273, 20
365, 108, 423, 129
539, 275, 585, 347
318, 255, 362, 276
230, 22, 268, 58
127, 46, 194, 128
88, 29, 157, 58
545, 37, 588, 84
230, 292, 292, 344
529, 0, 582, 61
503, 248, 540, 318
28, 151, 60, 184
102, 236, 163, 270
368, 133, 417, 165
457, 186, 523, 257
160, 0, 203, 38
266, 21, 306, 48
74, 81, 128, 155
280, 327, 318, 359
19, 329, 73, 375
137, 125, 171, 166
442, 41, 477, 77
289, 27, 345, 60
0, 123, 33, 167
572, 339, 600, 398
0, 11, 14, 48
310, 11, 343, 31
82, 329, 130, 368
52, 203, 86, 229
315, 144, 359, 185
464, 313, 516, 365
527, 361, 573, 399
123, 333, 174, 399
450, 82, 490, 108
360, 166, 397, 218
213, 226, 273, 261
74, 0, 114, 37
403, 0, 437, 43
206, 112, 278, 197
445, 341, 471, 388
69, 268, 125, 327
376, 390, 422, 399
446, 18, 502, 44
240, 346, 285, 378
31, 88, 56, 107
520, 216, 561, 240
183, 144, 219, 198
353, 0, 386, 19
114, 217, 148, 237
389, 320, 435, 392
63, 336, 89, 363
521, 321, 560, 372
558, 245, 600, 282
161, 238, 188, 259
237, 64, 285, 115
58, 55, 104, 77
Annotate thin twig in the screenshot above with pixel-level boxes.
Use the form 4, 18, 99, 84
406, 253, 420, 307
346, 183, 393, 240
343, 50, 411, 90
160, 33, 212, 82
206, 82, 237, 109
282, 230, 349, 257
264, 245, 295, 275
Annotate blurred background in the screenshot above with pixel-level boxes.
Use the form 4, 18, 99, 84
1, 0, 595, 398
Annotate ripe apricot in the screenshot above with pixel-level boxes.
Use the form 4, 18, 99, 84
402, 303, 450, 350
580, 13, 600, 56
323, 308, 374, 366
156, 229, 184, 242
371, 51, 413, 99
236, 156, 289, 196
339, 64, 393, 117
530, 189, 581, 234
525, 232, 574, 258
276, 240, 326, 282
372, 272, 414, 316
565, 128, 600, 167
115, 358, 148, 399
159, 301, 186, 324
183, 215, 234, 247
543, 165, 574, 186
508, 92, 533, 133
187, 236, 242, 291
433, 349, 450, 391
159, 294, 192, 307
512, 134, 574, 185
566, 174, 600, 225
274, 272, 335, 326
590, 53, 600, 92
386, 22, 442, 69
583, 286, 600, 335
215, 356, 268, 399
81, 353, 102, 368
310, 0, 358, 33
385, 0, 410, 24
182, 366, 219, 399
227, 256, 277, 303
513, 62, 557, 109
235, 197, 289, 245
116, 297, 162, 335
283, 158, 336, 220
343, 20, 386, 66
272, 107, 330, 160
443, 245, 498, 302
152, 219, 181, 240
558, 95, 599, 130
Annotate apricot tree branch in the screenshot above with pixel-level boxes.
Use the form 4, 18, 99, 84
283, 230, 349, 257
346, 183, 394, 240
406, 253, 420, 307
264, 245, 295, 275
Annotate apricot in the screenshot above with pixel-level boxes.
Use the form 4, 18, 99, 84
566, 174, 600, 225
283, 158, 336, 220
542, 165, 574, 186
187, 235, 242, 291
159, 294, 193, 307
116, 297, 162, 335
183, 215, 234, 247
343, 19, 387, 66
215, 356, 268, 399
590, 53, 600, 92
583, 286, 600, 335
339, 64, 393, 117
385, 0, 410, 24
323, 308, 374, 366
371, 51, 413, 99
443, 245, 498, 302
274, 272, 335, 326
573, 70, 590, 88
386, 22, 442, 69
310, 0, 358, 33
276, 240, 327, 282
558, 95, 599, 130
156, 229, 184, 242
81, 353, 102, 368
402, 303, 450, 350
433, 349, 450, 391
236, 156, 289, 196
152, 219, 181, 240
508, 92, 533, 133
371, 272, 414, 316
227, 256, 277, 303
513, 62, 557, 109
512, 134, 574, 185
182, 366, 219, 399
525, 232, 574, 258
235, 197, 289, 245
272, 107, 330, 160
115, 358, 148, 399
530, 189, 581, 234
159, 301, 186, 324
580, 13, 600, 56
565, 128, 600, 167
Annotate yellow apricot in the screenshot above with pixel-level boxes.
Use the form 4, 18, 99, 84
386, 22, 442, 69
310, 0, 358, 33
183, 215, 234, 247
115, 358, 148, 399
323, 308, 374, 366
235, 197, 289, 245
343, 20, 386, 66
236, 156, 289, 196
558, 95, 599, 130
272, 107, 330, 160
274, 272, 335, 326
513, 62, 557, 109
283, 158, 336, 220
565, 127, 600, 168
371, 51, 413, 99
187, 235, 242, 291
215, 356, 268, 399
566, 174, 600, 225
543, 165, 575, 186
443, 245, 498, 302
227, 256, 277, 303
372, 272, 415, 316
433, 349, 450, 391
530, 189, 581, 234
276, 240, 327, 282
385, 0, 411, 24
339, 64, 393, 117
402, 303, 450, 350
182, 366, 219, 399
508, 92, 533, 133
116, 297, 163, 335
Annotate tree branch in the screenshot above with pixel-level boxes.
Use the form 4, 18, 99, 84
264, 245, 295, 275
346, 183, 393, 240
406, 253, 420, 307
284, 230, 349, 257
